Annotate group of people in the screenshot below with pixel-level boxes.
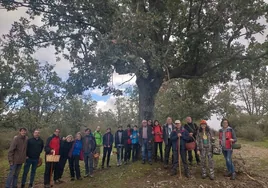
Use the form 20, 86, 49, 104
5, 116, 237, 188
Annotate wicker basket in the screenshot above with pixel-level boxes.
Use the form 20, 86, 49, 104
46, 155, 60, 162
232, 143, 241, 149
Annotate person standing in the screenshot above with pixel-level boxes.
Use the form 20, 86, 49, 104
115, 126, 124, 166
139, 120, 153, 165
102, 128, 114, 168
184, 116, 200, 165
93, 126, 102, 170
147, 120, 154, 160
170, 120, 190, 178
123, 124, 133, 164
131, 125, 139, 162
83, 128, 96, 178
68, 132, 83, 181
6, 128, 28, 188
219, 119, 237, 180
21, 129, 44, 188
163, 117, 175, 168
57, 135, 73, 181
196, 120, 215, 180
153, 120, 163, 162
44, 129, 61, 188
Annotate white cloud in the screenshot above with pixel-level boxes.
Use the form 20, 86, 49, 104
207, 114, 221, 131
96, 96, 116, 111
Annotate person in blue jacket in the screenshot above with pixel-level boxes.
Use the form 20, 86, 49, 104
102, 128, 114, 168
170, 120, 190, 177
130, 125, 139, 162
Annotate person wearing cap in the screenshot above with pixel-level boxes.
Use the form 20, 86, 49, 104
196, 120, 215, 180
123, 124, 133, 164
102, 128, 114, 168
115, 126, 124, 166
163, 117, 175, 168
170, 120, 190, 177
139, 120, 154, 165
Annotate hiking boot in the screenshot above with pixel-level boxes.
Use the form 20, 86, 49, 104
21, 184, 25, 188
164, 164, 168, 169
89, 174, 94, 178
29, 184, 33, 188
117, 163, 120, 167
224, 171, 232, 177
44, 185, 50, 188
209, 175, 215, 180
185, 171, 191, 178
71, 177, 75, 181
230, 173, 236, 180
84, 174, 89, 178
101, 165, 104, 169
202, 174, 207, 179
58, 179, 64, 183
149, 161, 152, 165
107, 165, 111, 168
54, 180, 61, 184
142, 160, 145, 164
77, 177, 83, 180
189, 162, 193, 166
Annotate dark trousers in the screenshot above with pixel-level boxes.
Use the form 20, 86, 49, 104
132, 144, 139, 162
102, 147, 112, 167
44, 162, 59, 185
84, 153, 94, 175
154, 142, 163, 161
68, 155, 81, 179
172, 149, 189, 174
5, 164, 22, 188
164, 139, 173, 165
21, 158, 39, 186
188, 145, 200, 163
124, 144, 132, 162
58, 157, 68, 179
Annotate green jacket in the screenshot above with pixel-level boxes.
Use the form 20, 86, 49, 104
93, 131, 103, 146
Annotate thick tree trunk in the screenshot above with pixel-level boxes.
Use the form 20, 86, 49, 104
136, 73, 163, 124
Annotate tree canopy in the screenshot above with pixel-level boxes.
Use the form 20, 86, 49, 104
1, 0, 268, 121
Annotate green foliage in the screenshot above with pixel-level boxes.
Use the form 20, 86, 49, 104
237, 125, 265, 141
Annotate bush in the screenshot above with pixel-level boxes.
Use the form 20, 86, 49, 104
236, 125, 265, 141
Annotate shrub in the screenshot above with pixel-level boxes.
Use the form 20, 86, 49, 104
236, 125, 265, 141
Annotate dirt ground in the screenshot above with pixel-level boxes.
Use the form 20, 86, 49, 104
4, 143, 268, 188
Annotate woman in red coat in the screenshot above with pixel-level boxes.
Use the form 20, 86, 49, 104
153, 120, 163, 162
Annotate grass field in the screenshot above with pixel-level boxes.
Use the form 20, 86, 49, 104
1, 139, 268, 188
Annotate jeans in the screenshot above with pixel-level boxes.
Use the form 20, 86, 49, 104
84, 153, 93, 175
132, 143, 139, 162
223, 150, 235, 173
141, 139, 152, 161
172, 149, 189, 175
5, 164, 22, 188
102, 147, 112, 167
164, 139, 173, 165
69, 155, 81, 179
21, 158, 39, 185
116, 146, 124, 163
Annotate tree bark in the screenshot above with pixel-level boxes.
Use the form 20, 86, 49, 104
136, 73, 164, 124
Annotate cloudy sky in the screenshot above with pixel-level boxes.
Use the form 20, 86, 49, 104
0, 4, 267, 129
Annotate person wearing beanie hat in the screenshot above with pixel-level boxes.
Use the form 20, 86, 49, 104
196, 120, 215, 180
102, 128, 114, 168
115, 126, 124, 166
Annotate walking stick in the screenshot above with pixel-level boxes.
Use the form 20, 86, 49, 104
178, 136, 182, 178
50, 162, 53, 187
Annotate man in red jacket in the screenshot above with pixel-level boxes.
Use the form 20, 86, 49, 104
44, 129, 61, 188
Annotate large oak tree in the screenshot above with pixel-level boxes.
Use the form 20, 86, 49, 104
1, 0, 268, 122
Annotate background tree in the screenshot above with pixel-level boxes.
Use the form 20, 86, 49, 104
1, 0, 268, 122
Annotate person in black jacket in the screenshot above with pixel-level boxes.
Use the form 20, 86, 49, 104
115, 126, 124, 166
139, 120, 153, 165
102, 128, 114, 168
57, 135, 73, 181
184, 116, 200, 165
21, 129, 44, 188
162, 117, 175, 168
83, 128, 96, 178
44, 129, 61, 187
123, 124, 133, 164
